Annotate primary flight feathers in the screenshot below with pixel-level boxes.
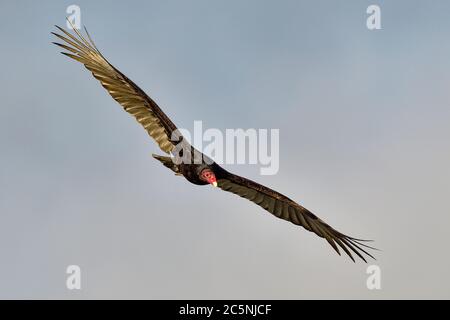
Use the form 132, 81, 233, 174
52, 23, 376, 262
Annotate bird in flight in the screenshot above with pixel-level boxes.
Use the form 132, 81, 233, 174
52, 23, 376, 262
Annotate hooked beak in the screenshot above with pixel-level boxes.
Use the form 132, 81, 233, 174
212, 181, 218, 187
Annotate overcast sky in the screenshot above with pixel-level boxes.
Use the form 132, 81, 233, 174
1, 0, 450, 299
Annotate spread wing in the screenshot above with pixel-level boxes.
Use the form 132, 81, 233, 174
217, 172, 375, 262
52, 24, 179, 154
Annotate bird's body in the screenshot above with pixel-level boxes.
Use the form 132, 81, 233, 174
180, 164, 209, 185
52, 23, 376, 262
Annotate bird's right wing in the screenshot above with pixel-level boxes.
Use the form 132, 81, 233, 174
217, 172, 375, 262
52, 24, 180, 154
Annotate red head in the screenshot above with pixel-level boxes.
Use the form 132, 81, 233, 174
200, 169, 217, 187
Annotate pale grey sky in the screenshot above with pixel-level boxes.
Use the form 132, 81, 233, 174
1, 0, 450, 299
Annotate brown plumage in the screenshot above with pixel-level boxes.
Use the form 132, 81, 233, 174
52, 23, 376, 262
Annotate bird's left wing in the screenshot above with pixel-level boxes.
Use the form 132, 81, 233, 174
217, 172, 375, 262
52, 25, 179, 154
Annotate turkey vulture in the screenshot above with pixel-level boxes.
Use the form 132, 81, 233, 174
52, 23, 376, 262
